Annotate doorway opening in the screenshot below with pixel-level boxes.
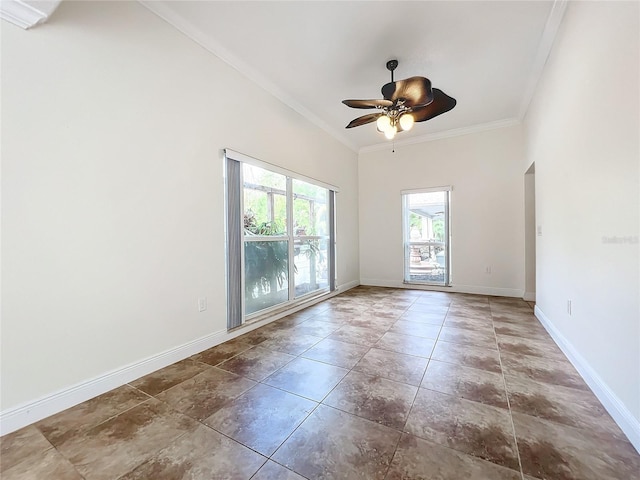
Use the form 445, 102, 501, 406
524, 163, 536, 301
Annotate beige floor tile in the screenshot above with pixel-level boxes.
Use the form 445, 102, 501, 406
375, 331, 436, 358
438, 325, 498, 349
56, 398, 196, 480
263, 357, 348, 401
217, 345, 294, 381
500, 351, 590, 391
119, 424, 266, 479
204, 383, 316, 456
272, 405, 400, 480
354, 347, 429, 386
421, 360, 508, 409
155, 367, 256, 420
129, 358, 209, 396
431, 340, 502, 373
388, 320, 442, 339
386, 433, 521, 480
257, 331, 324, 355
36, 385, 149, 446
1, 446, 83, 480
405, 388, 520, 471
301, 337, 370, 368
190, 340, 254, 366
513, 412, 640, 480
323, 370, 417, 429
327, 324, 387, 346
252, 460, 306, 480
399, 310, 447, 326
504, 374, 626, 441
0, 425, 53, 473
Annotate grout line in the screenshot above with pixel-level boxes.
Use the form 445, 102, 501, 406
489, 300, 526, 480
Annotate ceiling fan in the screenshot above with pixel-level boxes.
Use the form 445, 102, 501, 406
342, 60, 456, 140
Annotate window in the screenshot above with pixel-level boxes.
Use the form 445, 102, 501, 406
226, 150, 336, 327
402, 187, 451, 286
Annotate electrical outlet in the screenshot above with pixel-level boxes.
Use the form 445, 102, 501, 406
198, 297, 207, 312
567, 300, 572, 315
485, 266, 491, 274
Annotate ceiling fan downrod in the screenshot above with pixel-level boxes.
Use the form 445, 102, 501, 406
386, 59, 398, 83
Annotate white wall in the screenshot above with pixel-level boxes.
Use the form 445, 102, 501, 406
1, 1, 359, 420
524, 1, 639, 443
359, 125, 525, 296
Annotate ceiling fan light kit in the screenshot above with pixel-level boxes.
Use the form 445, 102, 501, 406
342, 59, 456, 141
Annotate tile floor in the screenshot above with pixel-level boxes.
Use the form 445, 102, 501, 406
2, 286, 639, 479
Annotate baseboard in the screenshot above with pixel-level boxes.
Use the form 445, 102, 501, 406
0, 283, 359, 436
359, 278, 523, 298
534, 306, 640, 453
523, 291, 536, 302
453, 284, 524, 298
337, 279, 360, 292
0, 327, 235, 436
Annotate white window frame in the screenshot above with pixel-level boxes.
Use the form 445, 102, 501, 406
225, 149, 338, 326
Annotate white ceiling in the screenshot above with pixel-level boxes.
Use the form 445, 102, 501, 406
142, 1, 566, 153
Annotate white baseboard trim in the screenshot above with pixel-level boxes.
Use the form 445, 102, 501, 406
337, 279, 360, 292
453, 284, 524, 298
359, 278, 523, 298
0, 283, 359, 436
534, 306, 640, 453
523, 291, 536, 302
0, 328, 231, 436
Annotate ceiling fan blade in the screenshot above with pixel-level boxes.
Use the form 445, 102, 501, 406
346, 112, 382, 129
342, 99, 393, 109
410, 89, 456, 122
381, 76, 433, 107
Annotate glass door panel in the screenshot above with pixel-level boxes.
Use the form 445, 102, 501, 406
243, 163, 287, 234
403, 190, 450, 286
293, 179, 329, 298
244, 239, 289, 315
243, 163, 290, 316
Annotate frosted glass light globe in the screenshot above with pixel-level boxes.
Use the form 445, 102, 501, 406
384, 125, 397, 140
399, 113, 415, 131
376, 115, 391, 132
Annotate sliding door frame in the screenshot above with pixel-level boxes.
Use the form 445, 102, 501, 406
225, 149, 338, 328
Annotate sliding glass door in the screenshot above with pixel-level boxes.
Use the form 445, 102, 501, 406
402, 188, 451, 286
226, 150, 337, 326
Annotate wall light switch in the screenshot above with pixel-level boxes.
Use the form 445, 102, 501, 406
198, 297, 207, 312
537, 225, 543, 236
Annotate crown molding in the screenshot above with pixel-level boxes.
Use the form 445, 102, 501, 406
0, 0, 60, 29
518, 0, 568, 120
358, 118, 521, 154
139, 1, 359, 153
139, 0, 566, 155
